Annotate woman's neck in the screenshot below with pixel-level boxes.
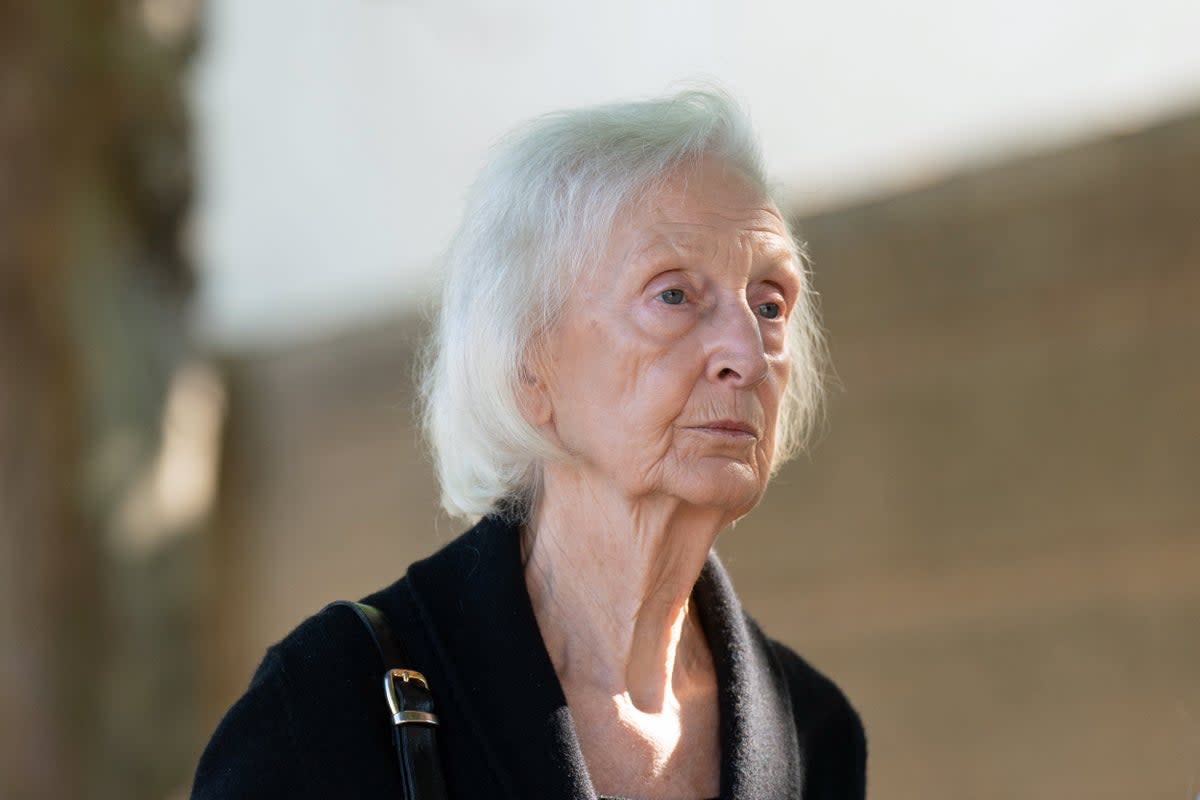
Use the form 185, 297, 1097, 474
522, 473, 726, 712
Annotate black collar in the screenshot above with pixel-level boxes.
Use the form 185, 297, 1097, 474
403, 516, 803, 798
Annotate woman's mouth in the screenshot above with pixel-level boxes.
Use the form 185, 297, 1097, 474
687, 419, 759, 439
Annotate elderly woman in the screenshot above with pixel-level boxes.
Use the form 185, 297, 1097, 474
193, 90, 865, 799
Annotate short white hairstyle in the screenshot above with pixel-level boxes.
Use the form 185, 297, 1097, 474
419, 88, 826, 521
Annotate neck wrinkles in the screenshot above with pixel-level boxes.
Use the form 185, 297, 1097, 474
521, 478, 724, 712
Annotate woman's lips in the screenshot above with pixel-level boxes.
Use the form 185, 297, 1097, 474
687, 420, 759, 438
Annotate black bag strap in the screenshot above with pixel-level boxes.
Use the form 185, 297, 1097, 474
328, 601, 450, 800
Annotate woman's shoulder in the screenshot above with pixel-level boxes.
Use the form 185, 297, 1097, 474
764, 636, 861, 725
243, 576, 416, 703
191, 580, 413, 798
764, 635, 868, 796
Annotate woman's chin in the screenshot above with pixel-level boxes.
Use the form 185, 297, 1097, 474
668, 460, 767, 515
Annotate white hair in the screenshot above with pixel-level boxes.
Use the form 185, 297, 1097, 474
418, 88, 826, 521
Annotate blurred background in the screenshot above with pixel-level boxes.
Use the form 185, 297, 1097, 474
2, 0, 1198, 797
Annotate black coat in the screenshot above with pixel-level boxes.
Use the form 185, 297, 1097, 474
191, 515, 867, 799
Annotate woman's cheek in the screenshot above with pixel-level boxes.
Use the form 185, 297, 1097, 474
633, 299, 695, 341
759, 318, 789, 353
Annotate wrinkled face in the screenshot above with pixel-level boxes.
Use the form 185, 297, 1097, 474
531, 156, 800, 516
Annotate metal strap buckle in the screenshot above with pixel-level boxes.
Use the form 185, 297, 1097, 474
383, 668, 439, 727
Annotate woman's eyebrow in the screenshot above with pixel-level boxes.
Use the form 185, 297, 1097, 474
753, 237, 800, 267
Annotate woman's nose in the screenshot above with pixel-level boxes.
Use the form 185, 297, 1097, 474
705, 300, 769, 388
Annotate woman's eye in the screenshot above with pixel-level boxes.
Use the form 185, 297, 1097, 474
757, 302, 782, 319
659, 289, 685, 305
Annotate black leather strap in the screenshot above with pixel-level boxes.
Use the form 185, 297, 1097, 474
328, 601, 450, 800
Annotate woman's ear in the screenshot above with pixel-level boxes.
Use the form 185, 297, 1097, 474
517, 351, 554, 428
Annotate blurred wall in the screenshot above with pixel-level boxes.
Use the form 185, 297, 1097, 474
199, 110, 1200, 799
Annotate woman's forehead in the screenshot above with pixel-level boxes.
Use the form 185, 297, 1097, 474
627, 165, 785, 237
616, 198, 794, 264
597, 157, 796, 272
626, 224, 794, 263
